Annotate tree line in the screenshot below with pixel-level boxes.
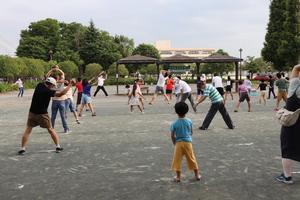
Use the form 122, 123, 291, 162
262, 0, 300, 71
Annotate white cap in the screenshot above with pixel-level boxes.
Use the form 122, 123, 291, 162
45, 77, 57, 86
200, 74, 206, 81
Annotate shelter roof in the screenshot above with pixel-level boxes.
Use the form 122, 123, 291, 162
117, 55, 158, 64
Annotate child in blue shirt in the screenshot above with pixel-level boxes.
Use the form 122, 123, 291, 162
170, 102, 201, 182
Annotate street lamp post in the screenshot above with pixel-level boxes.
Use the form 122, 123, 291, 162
239, 48, 243, 79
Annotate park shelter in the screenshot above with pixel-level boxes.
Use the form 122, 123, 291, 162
159, 54, 199, 74
116, 55, 158, 94
200, 54, 242, 91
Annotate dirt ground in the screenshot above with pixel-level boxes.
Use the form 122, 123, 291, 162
1, 85, 300, 200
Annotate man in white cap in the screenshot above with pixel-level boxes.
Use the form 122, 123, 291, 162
18, 77, 71, 155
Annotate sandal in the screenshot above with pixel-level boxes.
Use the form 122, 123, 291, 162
92, 112, 96, 117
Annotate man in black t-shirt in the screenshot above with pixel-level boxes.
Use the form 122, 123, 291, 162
18, 77, 71, 155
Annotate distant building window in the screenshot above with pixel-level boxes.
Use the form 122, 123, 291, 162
188, 50, 199, 54
175, 50, 186, 54
202, 50, 213, 54
160, 51, 173, 55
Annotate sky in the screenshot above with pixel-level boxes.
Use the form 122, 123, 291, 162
0, 0, 270, 59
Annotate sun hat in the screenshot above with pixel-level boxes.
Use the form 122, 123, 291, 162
45, 77, 57, 86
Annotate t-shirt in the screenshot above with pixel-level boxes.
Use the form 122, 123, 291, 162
258, 83, 267, 91
239, 84, 248, 93
244, 79, 252, 89
179, 80, 191, 93
226, 80, 232, 87
203, 84, 223, 103
97, 77, 105, 86
166, 78, 174, 90
170, 118, 193, 143
15, 79, 23, 88
157, 73, 166, 87
212, 76, 223, 88
29, 83, 56, 114
275, 78, 288, 91
83, 84, 92, 96
288, 78, 300, 98
174, 82, 181, 94
76, 82, 83, 93
65, 87, 73, 99
269, 79, 274, 87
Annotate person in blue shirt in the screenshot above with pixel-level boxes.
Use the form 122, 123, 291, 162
78, 78, 97, 117
170, 102, 201, 182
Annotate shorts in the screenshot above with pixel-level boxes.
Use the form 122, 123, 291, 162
277, 90, 287, 101
155, 86, 165, 94
216, 87, 224, 96
81, 94, 92, 104
239, 92, 250, 102
76, 92, 82, 105
26, 112, 52, 128
225, 85, 232, 92
65, 98, 76, 112
171, 142, 198, 171
166, 89, 172, 94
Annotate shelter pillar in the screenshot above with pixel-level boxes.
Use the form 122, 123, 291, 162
235, 62, 239, 92
196, 62, 200, 75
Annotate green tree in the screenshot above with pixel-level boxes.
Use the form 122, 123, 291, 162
22, 58, 45, 79
58, 61, 79, 78
84, 63, 103, 79
108, 63, 129, 78
244, 57, 269, 78
278, 0, 300, 69
0, 56, 23, 80
16, 18, 61, 60
201, 49, 234, 76
114, 35, 134, 58
262, 0, 300, 71
132, 44, 160, 59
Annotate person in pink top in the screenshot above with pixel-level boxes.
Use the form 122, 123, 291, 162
234, 80, 251, 112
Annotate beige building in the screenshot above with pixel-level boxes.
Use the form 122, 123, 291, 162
155, 40, 216, 58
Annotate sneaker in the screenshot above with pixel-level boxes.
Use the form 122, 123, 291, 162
173, 176, 181, 183
148, 102, 153, 105
195, 174, 202, 181
56, 147, 64, 153
276, 173, 293, 184
64, 129, 71, 134
234, 110, 238, 112
199, 126, 207, 130
18, 149, 26, 155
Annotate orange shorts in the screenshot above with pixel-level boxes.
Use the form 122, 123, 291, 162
171, 142, 199, 171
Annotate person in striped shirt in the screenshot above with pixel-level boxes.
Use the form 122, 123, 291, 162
193, 79, 234, 130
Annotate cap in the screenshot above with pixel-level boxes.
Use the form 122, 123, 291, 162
45, 77, 57, 86
200, 74, 206, 81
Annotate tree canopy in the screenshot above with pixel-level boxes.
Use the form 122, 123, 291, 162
262, 0, 300, 71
